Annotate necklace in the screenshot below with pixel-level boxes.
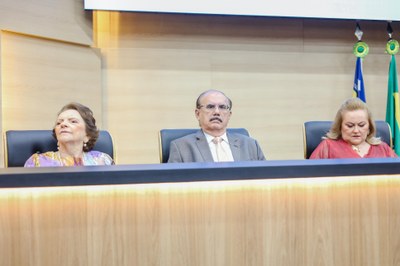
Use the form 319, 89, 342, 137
57, 151, 84, 166
351, 145, 360, 153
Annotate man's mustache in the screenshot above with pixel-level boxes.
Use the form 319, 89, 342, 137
210, 117, 222, 122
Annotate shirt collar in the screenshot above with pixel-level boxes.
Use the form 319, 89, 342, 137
203, 131, 229, 144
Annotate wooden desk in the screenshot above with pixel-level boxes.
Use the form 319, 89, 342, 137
0, 159, 399, 265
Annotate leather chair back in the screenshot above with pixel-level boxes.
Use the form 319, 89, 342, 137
158, 128, 250, 163
303, 120, 392, 159
4, 130, 114, 167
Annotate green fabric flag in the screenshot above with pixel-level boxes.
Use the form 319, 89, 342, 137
385, 55, 400, 155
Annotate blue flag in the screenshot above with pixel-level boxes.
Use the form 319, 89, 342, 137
353, 57, 366, 102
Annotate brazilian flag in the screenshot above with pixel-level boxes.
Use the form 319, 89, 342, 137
386, 55, 400, 155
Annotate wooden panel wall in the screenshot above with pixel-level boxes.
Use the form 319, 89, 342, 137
0, 0, 102, 166
1, 32, 103, 130
0, 1, 399, 164
0, 0, 92, 44
95, 12, 400, 163
0, 174, 399, 265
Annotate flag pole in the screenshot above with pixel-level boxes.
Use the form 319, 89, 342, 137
353, 22, 368, 102
385, 22, 400, 154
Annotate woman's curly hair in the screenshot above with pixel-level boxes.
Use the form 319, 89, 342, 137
52, 103, 99, 152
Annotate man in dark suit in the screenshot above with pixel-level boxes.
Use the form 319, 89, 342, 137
168, 90, 266, 163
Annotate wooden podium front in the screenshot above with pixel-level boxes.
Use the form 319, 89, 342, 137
0, 159, 399, 265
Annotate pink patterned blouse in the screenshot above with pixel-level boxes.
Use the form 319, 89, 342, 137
24, 150, 114, 167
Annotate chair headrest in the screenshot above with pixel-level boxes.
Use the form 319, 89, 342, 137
4, 130, 114, 167
158, 128, 249, 163
303, 120, 392, 159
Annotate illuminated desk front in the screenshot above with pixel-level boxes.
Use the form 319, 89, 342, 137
0, 159, 399, 265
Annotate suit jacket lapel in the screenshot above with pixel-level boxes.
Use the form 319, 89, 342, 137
227, 133, 241, 161
195, 130, 214, 162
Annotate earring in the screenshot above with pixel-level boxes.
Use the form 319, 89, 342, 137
83, 142, 87, 147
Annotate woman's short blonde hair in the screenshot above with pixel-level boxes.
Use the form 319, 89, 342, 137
326, 98, 381, 145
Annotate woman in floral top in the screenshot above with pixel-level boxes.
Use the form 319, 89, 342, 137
24, 102, 114, 167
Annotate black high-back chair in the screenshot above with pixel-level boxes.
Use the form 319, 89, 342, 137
158, 128, 250, 163
4, 130, 115, 167
302, 120, 392, 159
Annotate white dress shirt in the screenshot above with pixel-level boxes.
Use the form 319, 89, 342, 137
204, 132, 234, 162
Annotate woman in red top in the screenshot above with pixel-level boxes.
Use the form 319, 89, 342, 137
310, 98, 397, 159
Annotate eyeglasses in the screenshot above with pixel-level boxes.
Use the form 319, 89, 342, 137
198, 104, 231, 112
